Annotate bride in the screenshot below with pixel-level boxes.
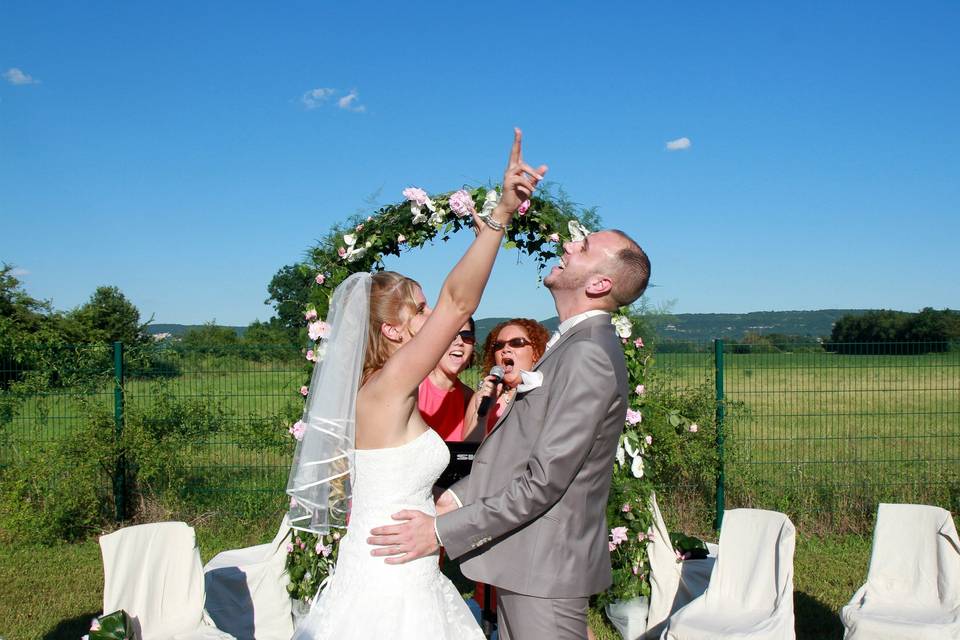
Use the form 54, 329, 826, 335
287, 129, 547, 639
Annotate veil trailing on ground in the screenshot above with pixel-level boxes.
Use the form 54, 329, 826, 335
286, 272, 371, 534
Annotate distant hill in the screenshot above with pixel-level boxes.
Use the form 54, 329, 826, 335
149, 310, 873, 345
650, 309, 872, 343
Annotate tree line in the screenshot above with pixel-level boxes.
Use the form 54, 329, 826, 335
1, 264, 307, 389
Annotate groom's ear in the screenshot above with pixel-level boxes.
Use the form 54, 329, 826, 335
585, 274, 613, 298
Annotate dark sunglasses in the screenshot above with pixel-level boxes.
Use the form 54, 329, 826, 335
456, 330, 476, 345
493, 337, 532, 351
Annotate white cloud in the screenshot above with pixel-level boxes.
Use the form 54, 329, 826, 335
301, 87, 335, 110
10, 267, 30, 277
3, 67, 40, 85
337, 89, 366, 113
665, 137, 691, 151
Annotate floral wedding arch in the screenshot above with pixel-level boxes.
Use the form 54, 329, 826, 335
284, 184, 659, 611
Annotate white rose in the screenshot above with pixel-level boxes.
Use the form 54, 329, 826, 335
612, 315, 633, 339
343, 233, 357, 246
568, 219, 591, 242
631, 455, 645, 479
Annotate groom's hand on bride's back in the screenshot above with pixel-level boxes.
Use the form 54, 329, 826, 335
367, 510, 439, 564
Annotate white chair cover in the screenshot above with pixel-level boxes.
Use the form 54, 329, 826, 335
203, 516, 293, 640
644, 493, 717, 639
661, 509, 795, 640
841, 503, 960, 639
100, 521, 234, 640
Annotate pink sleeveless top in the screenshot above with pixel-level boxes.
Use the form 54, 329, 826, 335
418, 377, 471, 442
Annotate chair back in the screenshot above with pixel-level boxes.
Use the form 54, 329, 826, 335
703, 509, 795, 613
100, 521, 205, 640
866, 503, 960, 607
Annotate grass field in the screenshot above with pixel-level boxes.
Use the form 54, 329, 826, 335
655, 349, 960, 530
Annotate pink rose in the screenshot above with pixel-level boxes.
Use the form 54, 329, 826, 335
356, 223, 364, 232
305, 309, 318, 321
637, 532, 648, 542
289, 420, 307, 440
634, 337, 644, 348
689, 423, 699, 433
645, 435, 653, 446
610, 526, 629, 545
397, 234, 406, 243
632, 565, 640, 575
625, 409, 643, 425
402, 187, 429, 206
315, 273, 325, 285
448, 190, 477, 218
286, 543, 294, 553
308, 320, 330, 341
621, 503, 631, 513
548, 233, 560, 242
635, 384, 645, 396
320, 544, 332, 557
299, 386, 309, 397
609, 541, 618, 552
517, 199, 530, 215
337, 246, 347, 258
306, 350, 315, 362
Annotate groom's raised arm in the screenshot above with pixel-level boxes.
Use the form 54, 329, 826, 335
436, 339, 619, 560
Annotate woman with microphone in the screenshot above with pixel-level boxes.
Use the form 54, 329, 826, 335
463, 318, 550, 440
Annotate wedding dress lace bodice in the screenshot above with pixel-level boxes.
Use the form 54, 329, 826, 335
292, 428, 484, 640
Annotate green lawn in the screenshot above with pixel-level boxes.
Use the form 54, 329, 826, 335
0, 520, 872, 640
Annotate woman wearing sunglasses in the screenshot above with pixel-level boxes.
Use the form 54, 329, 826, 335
417, 319, 478, 442
463, 318, 550, 439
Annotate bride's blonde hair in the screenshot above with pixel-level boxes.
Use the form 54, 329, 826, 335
362, 271, 422, 384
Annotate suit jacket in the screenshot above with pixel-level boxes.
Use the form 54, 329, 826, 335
436, 313, 629, 598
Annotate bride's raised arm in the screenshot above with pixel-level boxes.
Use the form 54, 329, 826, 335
371, 129, 548, 396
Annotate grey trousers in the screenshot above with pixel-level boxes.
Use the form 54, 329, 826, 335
496, 587, 589, 640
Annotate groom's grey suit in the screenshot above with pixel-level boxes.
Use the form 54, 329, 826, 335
437, 312, 629, 637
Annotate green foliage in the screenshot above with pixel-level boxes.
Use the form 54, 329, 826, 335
70, 286, 151, 347
177, 321, 240, 356
829, 308, 960, 354
286, 529, 340, 602
0, 402, 115, 542
265, 264, 315, 335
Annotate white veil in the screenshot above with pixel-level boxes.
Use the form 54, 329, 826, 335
286, 272, 371, 534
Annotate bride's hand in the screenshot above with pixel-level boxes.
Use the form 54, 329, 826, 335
492, 128, 548, 224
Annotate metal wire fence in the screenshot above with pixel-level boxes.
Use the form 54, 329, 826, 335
1, 340, 957, 532
655, 340, 960, 531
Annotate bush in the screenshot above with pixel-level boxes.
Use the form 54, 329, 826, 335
0, 404, 116, 542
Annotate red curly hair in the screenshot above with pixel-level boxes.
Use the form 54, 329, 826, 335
481, 318, 551, 373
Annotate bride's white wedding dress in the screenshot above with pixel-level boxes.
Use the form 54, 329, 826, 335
292, 428, 485, 639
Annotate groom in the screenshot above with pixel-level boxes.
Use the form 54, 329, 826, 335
370, 229, 650, 639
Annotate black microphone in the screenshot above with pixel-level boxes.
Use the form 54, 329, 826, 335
477, 365, 505, 418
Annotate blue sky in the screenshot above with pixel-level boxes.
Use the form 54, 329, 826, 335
2, 2, 958, 326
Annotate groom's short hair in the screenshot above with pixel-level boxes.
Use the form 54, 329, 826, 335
607, 230, 650, 307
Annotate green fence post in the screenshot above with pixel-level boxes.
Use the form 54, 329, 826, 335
714, 339, 725, 531
113, 341, 126, 522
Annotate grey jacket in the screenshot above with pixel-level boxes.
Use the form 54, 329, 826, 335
436, 313, 629, 598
